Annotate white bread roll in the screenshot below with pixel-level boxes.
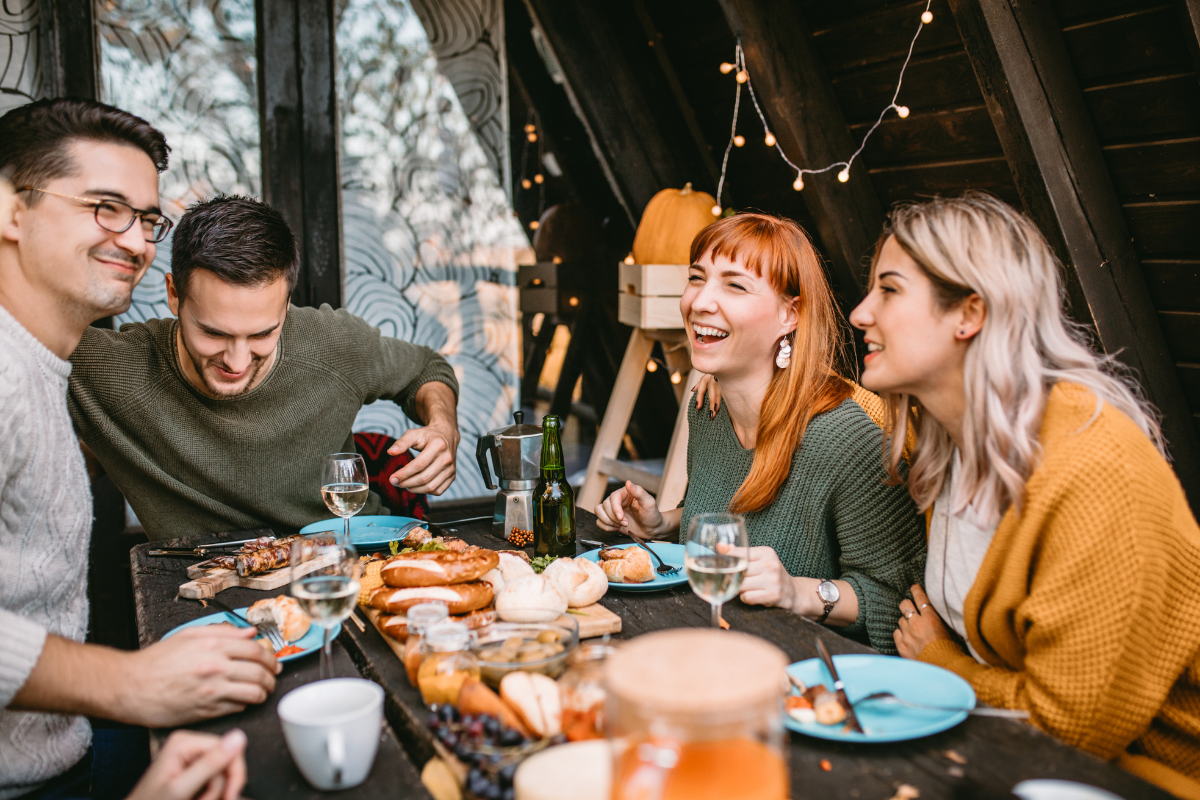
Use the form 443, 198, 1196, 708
494, 575, 567, 622
514, 740, 611, 800
499, 552, 535, 583
246, 595, 311, 642
598, 546, 654, 583
500, 671, 562, 738
543, 557, 607, 607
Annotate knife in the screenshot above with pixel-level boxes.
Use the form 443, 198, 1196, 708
815, 636, 864, 733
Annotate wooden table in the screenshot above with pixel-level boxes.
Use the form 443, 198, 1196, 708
132, 508, 1173, 800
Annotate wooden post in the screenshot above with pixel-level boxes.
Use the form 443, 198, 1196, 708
256, 0, 343, 309
717, 0, 884, 298
949, 0, 1200, 507
39, 0, 98, 101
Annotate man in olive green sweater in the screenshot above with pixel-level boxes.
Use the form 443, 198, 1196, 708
68, 196, 460, 541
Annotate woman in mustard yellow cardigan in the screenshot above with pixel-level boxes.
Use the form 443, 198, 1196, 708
849, 192, 1200, 799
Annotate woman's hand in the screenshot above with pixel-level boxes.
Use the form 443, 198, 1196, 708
126, 728, 247, 800
693, 373, 721, 418
895, 585, 953, 659
738, 546, 800, 611
595, 480, 664, 539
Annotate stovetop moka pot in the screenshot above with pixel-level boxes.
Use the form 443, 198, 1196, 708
476, 411, 543, 538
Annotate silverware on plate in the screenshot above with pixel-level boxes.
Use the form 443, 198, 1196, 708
203, 597, 286, 652
579, 538, 680, 575
815, 636, 865, 733
853, 691, 1030, 719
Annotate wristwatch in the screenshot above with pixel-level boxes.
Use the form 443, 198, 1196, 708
815, 579, 839, 625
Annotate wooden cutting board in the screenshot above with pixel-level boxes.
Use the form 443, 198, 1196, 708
178, 555, 330, 600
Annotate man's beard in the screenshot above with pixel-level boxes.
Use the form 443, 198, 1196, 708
83, 247, 143, 316
181, 335, 268, 398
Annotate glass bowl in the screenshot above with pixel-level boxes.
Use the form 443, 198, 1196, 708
471, 618, 579, 688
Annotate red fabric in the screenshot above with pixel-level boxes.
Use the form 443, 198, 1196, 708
352, 432, 429, 520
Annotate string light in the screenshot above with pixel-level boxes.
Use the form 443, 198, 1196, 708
522, 178, 532, 189
518, 111, 546, 231
646, 360, 658, 372
624, 253, 635, 265
713, 0, 931, 206
527, 132, 537, 142
533, 174, 544, 184
670, 371, 682, 385
529, 220, 539, 230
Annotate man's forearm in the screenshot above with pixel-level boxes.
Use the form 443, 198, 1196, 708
11, 635, 127, 720
414, 381, 459, 440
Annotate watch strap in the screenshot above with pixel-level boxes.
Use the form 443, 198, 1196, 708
816, 579, 835, 625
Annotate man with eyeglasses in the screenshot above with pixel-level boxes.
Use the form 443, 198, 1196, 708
0, 98, 272, 800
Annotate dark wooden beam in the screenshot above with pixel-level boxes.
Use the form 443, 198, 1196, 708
718, 0, 884, 298
38, 0, 98, 101
256, 0, 342, 309
521, 0, 719, 222
1181, 0, 1200, 83
949, 0, 1200, 508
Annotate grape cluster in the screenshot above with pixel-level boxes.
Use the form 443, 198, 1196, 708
427, 704, 566, 800
507, 527, 534, 547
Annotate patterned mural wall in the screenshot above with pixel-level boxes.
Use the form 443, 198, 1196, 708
0, 0, 41, 116
97, 0, 524, 501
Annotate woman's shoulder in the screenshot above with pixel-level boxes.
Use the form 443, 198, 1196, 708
801, 397, 884, 464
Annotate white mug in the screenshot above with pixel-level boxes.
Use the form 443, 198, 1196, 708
278, 678, 385, 790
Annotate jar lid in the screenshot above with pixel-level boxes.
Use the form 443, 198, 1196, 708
423, 620, 470, 651
604, 629, 787, 714
407, 602, 449, 630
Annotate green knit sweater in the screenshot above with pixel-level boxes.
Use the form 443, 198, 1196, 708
68, 305, 458, 541
680, 394, 926, 653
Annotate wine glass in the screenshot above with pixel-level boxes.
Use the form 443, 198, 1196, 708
321, 453, 368, 544
685, 512, 749, 629
290, 534, 360, 680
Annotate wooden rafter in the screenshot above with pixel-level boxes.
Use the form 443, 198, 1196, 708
949, 0, 1200, 507
718, 0, 885, 298
1182, 0, 1200, 83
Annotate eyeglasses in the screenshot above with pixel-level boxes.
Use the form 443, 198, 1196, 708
17, 186, 174, 243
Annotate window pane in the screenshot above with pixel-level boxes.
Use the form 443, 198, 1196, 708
99, 0, 259, 324
339, 0, 527, 499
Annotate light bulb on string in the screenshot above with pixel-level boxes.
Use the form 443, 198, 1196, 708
711, 204, 721, 216
521, 178, 532, 189
921, 10, 933, 23
624, 254, 635, 265
896, 105, 910, 118
646, 360, 658, 373
720, 62, 735, 74
735, 70, 748, 84
527, 132, 538, 142
670, 371, 682, 385
529, 220, 539, 230
837, 169, 850, 183
524, 123, 536, 133
533, 174, 544, 184
764, 132, 776, 146
733, 135, 745, 147
793, 175, 804, 191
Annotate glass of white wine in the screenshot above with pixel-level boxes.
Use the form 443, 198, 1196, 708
321, 452, 369, 544
685, 512, 749, 629
290, 534, 360, 680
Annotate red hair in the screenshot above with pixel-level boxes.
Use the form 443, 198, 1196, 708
690, 213, 851, 513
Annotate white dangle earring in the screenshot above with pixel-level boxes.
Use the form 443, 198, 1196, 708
776, 337, 792, 369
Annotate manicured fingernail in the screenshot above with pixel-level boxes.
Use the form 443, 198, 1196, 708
223, 728, 247, 753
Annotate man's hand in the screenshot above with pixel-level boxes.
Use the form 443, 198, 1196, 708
895, 585, 954, 659
389, 382, 458, 495
118, 625, 279, 727
126, 729, 247, 800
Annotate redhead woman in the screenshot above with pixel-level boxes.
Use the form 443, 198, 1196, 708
595, 212, 926, 653
850, 192, 1200, 797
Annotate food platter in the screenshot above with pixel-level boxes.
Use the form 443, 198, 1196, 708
163, 608, 341, 663
300, 515, 428, 549
578, 542, 688, 592
785, 654, 974, 742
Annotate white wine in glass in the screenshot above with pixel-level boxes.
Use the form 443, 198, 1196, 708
685, 512, 749, 628
321, 453, 368, 544
291, 535, 359, 680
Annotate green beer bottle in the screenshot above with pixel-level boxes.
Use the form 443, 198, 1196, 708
534, 415, 576, 557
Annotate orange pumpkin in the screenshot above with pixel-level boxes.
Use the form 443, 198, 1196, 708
631, 182, 719, 265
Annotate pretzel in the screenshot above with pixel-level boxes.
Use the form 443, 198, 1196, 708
382, 548, 500, 587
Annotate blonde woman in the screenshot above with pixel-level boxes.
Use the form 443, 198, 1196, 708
850, 192, 1200, 797
595, 212, 926, 653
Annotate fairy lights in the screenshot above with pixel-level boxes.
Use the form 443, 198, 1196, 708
518, 114, 546, 230
712, 1, 933, 213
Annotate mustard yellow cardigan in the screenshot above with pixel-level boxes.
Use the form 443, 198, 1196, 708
917, 383, 1200, 799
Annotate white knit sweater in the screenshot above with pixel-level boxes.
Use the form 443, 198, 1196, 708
0, 305, 93, 798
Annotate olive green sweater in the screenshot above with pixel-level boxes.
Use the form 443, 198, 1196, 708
68, 305, 458, 541
680, 393, 926, 653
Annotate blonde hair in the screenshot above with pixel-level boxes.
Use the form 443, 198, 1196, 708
690, 213, 851, 513
876, 192, 1164, 524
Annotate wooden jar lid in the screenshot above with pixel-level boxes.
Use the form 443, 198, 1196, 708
604, 629, 787, 715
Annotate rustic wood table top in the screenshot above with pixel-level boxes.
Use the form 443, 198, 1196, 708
132, 507, 1171, 800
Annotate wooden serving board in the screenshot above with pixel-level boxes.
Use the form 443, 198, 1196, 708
178, 555, 330, 600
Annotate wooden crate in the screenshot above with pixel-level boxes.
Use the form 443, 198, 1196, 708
617, 263, 687, 329
518, 262, 559, 315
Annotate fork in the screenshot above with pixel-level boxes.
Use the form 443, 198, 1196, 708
630, 538, 680, 575
205, 597, 286, 652
854, 691, 1031, 719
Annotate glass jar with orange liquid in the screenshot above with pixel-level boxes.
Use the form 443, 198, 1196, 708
403, 602, 450, 686
604, 629, 789, 800
417, 620, 480, 706
560, 642, 614, 741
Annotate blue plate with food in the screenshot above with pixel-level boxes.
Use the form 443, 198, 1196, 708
784, 654, 975, 742
163, 596, 339, 662
578, 542, 689, 592
299, 515, 427, 550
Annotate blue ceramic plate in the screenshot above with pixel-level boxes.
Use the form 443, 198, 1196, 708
578, 542, 689, 592
299, 515, 427, 549
163, 608, 340, 663
785, 654, 975, 742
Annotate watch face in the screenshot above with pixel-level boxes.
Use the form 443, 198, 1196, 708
817, 581, 840, 604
